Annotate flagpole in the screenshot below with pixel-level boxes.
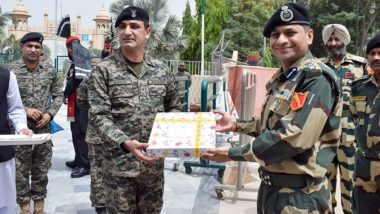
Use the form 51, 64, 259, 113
54, 0, 57, 62
201, 0, 205, 76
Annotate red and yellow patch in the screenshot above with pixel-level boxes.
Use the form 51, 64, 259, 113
291, 93, 307, 111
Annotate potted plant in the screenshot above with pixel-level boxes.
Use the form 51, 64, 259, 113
246, 50, 261, 66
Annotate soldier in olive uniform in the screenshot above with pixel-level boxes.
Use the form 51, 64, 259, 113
320, 24, 368, 213
88, 6, 181, 213
350, 34, 380, 213
202, 3, 342, 213
7, 32, 63, 214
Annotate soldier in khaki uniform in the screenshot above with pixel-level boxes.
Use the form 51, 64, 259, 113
202, 3, 342, 213
320, 24, 368, 213
7, 32, 63, 214
350, 34, 380, 213
88, 6, 181, 213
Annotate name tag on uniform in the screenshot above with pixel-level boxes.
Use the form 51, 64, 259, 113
352, 96, 366, 102
345, 72, 355, 79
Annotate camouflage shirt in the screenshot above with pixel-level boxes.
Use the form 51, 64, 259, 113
320, 53, 367, 143
175, 71, 192, 93
350, 75, 380, 152
88, 49, 181, 177
7, 58, 63, 133
229, 51, 342, 179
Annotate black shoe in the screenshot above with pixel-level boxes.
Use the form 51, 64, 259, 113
95, 207, 107, 214
65, 160, 79, 169
71, 167, 90, 178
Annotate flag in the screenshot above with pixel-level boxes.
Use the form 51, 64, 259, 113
56, 15, 71, 38
72, 41, 92, 79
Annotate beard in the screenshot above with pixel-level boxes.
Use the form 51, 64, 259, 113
326, 45, 347, 59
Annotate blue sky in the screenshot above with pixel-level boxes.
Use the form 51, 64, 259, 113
2, 0, 196, 29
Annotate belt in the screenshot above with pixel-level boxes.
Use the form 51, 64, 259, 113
258, 167, 325, 188
359, 148, 380, 160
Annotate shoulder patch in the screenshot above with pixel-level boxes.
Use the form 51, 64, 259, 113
347, 53, 367, 64
352, 75, 371, 84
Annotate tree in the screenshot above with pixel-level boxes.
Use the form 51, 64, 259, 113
109, 0, 184, 60
0, 6, 11, 47
181, 0, 193, 36
223, 0, 275, 63
295, 0, 380, 57
181, 0, 229, 61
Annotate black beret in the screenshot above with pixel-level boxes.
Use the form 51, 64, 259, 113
20, 32, 44, 44
115, 6, 149, 28
366, 34, 380, 54
263, 3, 310, 38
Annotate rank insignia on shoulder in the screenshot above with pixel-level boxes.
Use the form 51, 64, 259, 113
291, 92, 306, 111
352, 96, 366, 102
345, 72, 355, 79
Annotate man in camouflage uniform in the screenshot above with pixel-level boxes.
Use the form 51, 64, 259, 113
7, 32, 63, 214
175, 62, 191, 106
320, 24, 368, 213
75, 37, 119, 214
350, 34, 380, 214
88, 6, 181, 213
202, 3, 342, 213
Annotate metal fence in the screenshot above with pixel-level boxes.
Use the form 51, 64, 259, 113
0, 52, 22, 66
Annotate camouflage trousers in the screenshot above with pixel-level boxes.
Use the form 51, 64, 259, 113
88, 143, 106, 208
353, 152, 380, 214
257, 178, 332, 213
15, 140, 52, 204
104, 169, 164, 213
327, 139, 356, 214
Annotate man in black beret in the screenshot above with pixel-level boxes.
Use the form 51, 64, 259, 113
6, 32, 63, 214
350, 34, 380, 213
202, 2, 342, 213
88, 5, 180, 214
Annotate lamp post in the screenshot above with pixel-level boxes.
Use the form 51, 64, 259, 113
201, 0, 205, 76
355, 0, 361, 54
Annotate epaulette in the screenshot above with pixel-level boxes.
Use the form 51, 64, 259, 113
352, 75, 371, 84
318, 57, 329, 64
346, 53, 367, 64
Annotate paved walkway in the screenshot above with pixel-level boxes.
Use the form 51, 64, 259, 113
25, 105, 344, 213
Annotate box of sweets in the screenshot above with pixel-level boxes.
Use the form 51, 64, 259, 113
147, 112, 216, 158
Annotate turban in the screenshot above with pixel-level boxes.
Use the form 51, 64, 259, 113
322, 24, 351, 45
66, 36, 80, 46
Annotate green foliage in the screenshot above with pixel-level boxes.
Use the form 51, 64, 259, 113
298, 0, 380, 57
109, 0, 184, 60
0, 6, 11, 45
181, 0, 229, 61
223, 0, 274, 62
182, 0, 193, 36
258, 46, 279, 68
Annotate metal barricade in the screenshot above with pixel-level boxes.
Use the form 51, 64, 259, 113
213, 70, 258, 199
175, 76, 190, 112
167, 76, 190, 171
183, 77, 226, 181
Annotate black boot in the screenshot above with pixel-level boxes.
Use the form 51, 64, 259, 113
95, 207, 107, 214
65, 160, 79, 168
